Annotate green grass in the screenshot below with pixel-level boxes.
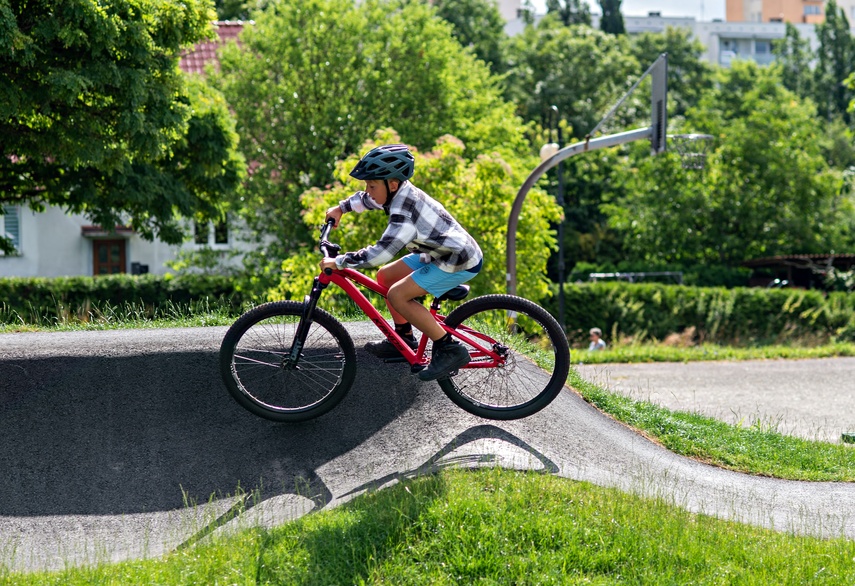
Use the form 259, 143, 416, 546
568, 370, 855, 481
0, 299, 240, 333
575, 341, 855, 364
4, 468, 855, 585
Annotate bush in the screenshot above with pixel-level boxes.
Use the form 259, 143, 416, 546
0, 274, 255, 324
544, 281, 855, 346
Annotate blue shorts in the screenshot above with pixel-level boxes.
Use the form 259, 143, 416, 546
402, 254, 481, 297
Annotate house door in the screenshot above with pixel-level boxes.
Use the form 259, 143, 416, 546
93, 239, 126, 275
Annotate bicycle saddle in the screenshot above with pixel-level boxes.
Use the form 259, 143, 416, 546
437, 284, 470, 302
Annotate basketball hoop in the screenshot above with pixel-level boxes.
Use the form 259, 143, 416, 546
668, 134, 714, 170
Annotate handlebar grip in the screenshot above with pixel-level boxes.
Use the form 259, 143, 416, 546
324, 268, 333, 276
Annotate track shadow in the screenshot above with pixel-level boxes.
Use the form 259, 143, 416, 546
338, 424, 560, 501
0, 349, 418, 517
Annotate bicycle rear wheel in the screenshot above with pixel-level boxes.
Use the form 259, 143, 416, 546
219, 301, 356, 422
439, 295, 570, 420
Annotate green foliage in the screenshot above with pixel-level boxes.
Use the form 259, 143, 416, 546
215, 0, 528, 283
0, 274, 252, 325
604, 62, 854, 267
433, 0, 507, 74
814, 0, 855, 124
271, 131, 561, 305
542, 281, 855, 346
1, 0, 245, 243
597, 0, 625, 35
772, 23, 815, 101
503, 17, 639, 137
545, 0, 592, 26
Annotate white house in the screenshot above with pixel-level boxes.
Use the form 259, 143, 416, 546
0, 204, 235, 277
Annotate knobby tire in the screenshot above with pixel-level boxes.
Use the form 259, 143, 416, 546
439, 295, 570, 420
219, 301, 356, 422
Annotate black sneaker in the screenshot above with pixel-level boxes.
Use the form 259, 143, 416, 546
417, 342, 470, 381
365, 336, 418, 359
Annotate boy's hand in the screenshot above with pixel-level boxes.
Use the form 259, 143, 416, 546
325, 206, 343, 228
320, 258, 338, 272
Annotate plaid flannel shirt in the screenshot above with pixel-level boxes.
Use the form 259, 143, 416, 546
335, 182, 482, 273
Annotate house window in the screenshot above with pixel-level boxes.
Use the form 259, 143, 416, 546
93, 239, 126, 274
194, 218, 230, 247
755, 40, 770, 54
804, 5, 822, 15
1, 205, 21, 255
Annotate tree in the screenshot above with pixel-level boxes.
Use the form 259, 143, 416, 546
604, 62, 855, 267
546, 0, 591, 26
772, 23, 814, 101
503, 16, 639, 137
215, 0, 529, 285
433, 0, 508, 74
0, 0, 245, 249
814, 0, 855, 124
215, 0, 250, 20
598, 0, 625, 35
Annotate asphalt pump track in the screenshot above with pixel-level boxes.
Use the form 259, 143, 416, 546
2, 325, 855, 572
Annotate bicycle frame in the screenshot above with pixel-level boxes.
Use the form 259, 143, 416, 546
305, 269, 504, 370
293, 222, 505, 371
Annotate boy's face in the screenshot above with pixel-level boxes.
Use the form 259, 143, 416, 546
365, 179, 400, 205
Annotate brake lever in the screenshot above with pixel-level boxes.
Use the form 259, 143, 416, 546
320, 240, 341, 257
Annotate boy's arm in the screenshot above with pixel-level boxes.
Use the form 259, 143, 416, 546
339, 191, 383, 214
335, 213, 416, 270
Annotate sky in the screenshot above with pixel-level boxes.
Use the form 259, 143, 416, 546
530, 0, 726, 22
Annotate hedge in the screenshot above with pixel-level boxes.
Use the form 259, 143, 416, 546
5, 275, 854, 346
0, 274, 255, 323
543, 281, 855, 346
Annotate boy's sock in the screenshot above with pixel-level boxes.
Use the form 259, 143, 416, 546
433, 332, 454, 347
394, 322, 415, 341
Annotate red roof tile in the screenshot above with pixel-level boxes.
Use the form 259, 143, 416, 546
179, 21, 246, 74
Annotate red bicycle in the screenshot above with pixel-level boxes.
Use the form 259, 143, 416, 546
219, 220, 570, 422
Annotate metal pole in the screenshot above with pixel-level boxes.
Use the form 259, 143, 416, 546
506, 126, 653, 296
551, 105, 566, 333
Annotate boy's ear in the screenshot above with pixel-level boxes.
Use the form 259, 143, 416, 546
390, 179, 401, 192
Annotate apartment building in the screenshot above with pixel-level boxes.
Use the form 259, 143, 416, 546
727, 0, 855, 23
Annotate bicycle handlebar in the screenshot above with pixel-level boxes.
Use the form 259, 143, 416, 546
319, 219, 338, 275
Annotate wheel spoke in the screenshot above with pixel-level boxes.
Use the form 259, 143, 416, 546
439, 295, 570, 420
220, 302, 356, 422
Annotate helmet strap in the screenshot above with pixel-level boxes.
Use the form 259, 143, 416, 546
382, 179, 398, 214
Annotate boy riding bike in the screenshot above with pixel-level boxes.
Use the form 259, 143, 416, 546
321, 143, 483, 381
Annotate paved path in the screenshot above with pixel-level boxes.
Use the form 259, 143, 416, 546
576, 358, 855, 444
2, 327, 855, 573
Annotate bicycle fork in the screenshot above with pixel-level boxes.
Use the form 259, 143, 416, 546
285, 276, 327, 368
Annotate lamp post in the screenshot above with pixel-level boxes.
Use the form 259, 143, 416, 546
540, 105, 566, 332
506, 53, 668, 300
554, 107, 566, 333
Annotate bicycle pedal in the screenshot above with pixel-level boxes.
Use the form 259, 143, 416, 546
410, 364, 426, 374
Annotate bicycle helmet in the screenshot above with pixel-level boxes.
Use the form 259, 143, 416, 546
349, 144, 415, 181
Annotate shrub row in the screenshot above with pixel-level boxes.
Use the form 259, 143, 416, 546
0, 274, 255, 322
543, 281, 855, 346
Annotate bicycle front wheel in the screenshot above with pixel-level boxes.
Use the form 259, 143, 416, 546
439, 295, 570, 420
219, 301, 356, 422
